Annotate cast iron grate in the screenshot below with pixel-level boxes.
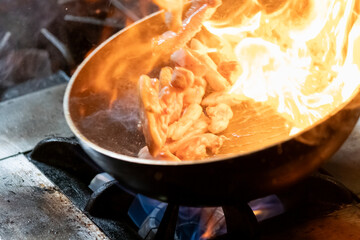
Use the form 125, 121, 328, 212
29, 137, 360, 240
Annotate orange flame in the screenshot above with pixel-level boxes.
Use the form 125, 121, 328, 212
203, 0, 360, 133
201, 216, 217, 239
200, 207, 223, 239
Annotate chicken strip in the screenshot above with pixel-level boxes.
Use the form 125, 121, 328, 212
190, 38, 208, 53
158, 67, 185, 124
172, 46, 229, 91
159, 85, 184, 124
183, 85, 205, 106
186, 113, 210, 136
206, 103, 233, 133
183, 77, 207, 106
171, 66, 195, 89
153, 0, 222, 56
188, 48, 230, 91
171, 48, 207, 77
138, 75, 167, 156
167, 113, 209, 152
167, 103, 203, 141
153, 0, 184, 32
202, 91, 247, 106
174, 133, 227, 160
190, 38, 226, 65
217, 61, 241, 85
194, 75, 207, 89
159, 66, 173, 88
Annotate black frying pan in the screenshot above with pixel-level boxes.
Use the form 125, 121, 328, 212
63, 9, 360, 206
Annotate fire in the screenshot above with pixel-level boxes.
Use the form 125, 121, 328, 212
202, 0, 360, 132
200, 216, 216, 239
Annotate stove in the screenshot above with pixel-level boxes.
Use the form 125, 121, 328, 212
2, 1, 360, 239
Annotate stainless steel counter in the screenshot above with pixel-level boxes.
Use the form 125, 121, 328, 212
0, 84, 107, 240
0, 83, 72, 159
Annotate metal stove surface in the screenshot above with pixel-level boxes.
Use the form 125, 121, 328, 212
1, 83, 360, 239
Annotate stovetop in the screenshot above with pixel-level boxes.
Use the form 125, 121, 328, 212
1, 83, 360, 239
2, 0, 360, 238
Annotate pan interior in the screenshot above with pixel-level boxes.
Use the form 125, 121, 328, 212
65, 8, 359, 162
66, 21, 291, 160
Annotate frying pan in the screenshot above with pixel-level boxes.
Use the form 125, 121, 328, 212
63, 10, 360, 206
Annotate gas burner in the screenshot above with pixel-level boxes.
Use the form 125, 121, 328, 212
29, 137, 360, 240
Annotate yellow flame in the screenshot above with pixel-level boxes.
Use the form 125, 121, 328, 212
204, 0, 360, 132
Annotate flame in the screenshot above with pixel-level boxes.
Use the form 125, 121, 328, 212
203, 0, 360, 132
199, 207, 224, 239
201, 215, 217, 239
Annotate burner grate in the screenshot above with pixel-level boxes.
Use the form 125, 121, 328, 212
29, 136, 360, 240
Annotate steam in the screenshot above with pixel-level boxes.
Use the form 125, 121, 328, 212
109, 93, 141, 131
78, 91, 144, 156
80, 91, 140, 132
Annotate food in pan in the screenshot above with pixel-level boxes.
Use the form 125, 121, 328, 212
138, 42, 238, 161
138, 0, 243, 161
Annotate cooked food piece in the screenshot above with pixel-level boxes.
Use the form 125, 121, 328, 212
202, 91, 247, 106
157, 148, 182, 161
167, 113, 210, 152
153, 0, 184, 31
194, 75, 207, 89
173, 133, 227, 160
153, 0, 222, 55
217, 61, 241, 84
184, 113, 210, 137
171, 67, 195, 89
138, 75, 167, 156
206, 103, 233, 133
186, 0, 221, 17
171, 48, 207, 76
159, 85, 184, 124
189, 48, 230, 91
183, 76, 207, 106
138, 146, 181, 161
168, 103, 203, 140
190, 38, 208, 53
183, 84, 206, 106
159, 66, 173, 88
172, 47, 229, 91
